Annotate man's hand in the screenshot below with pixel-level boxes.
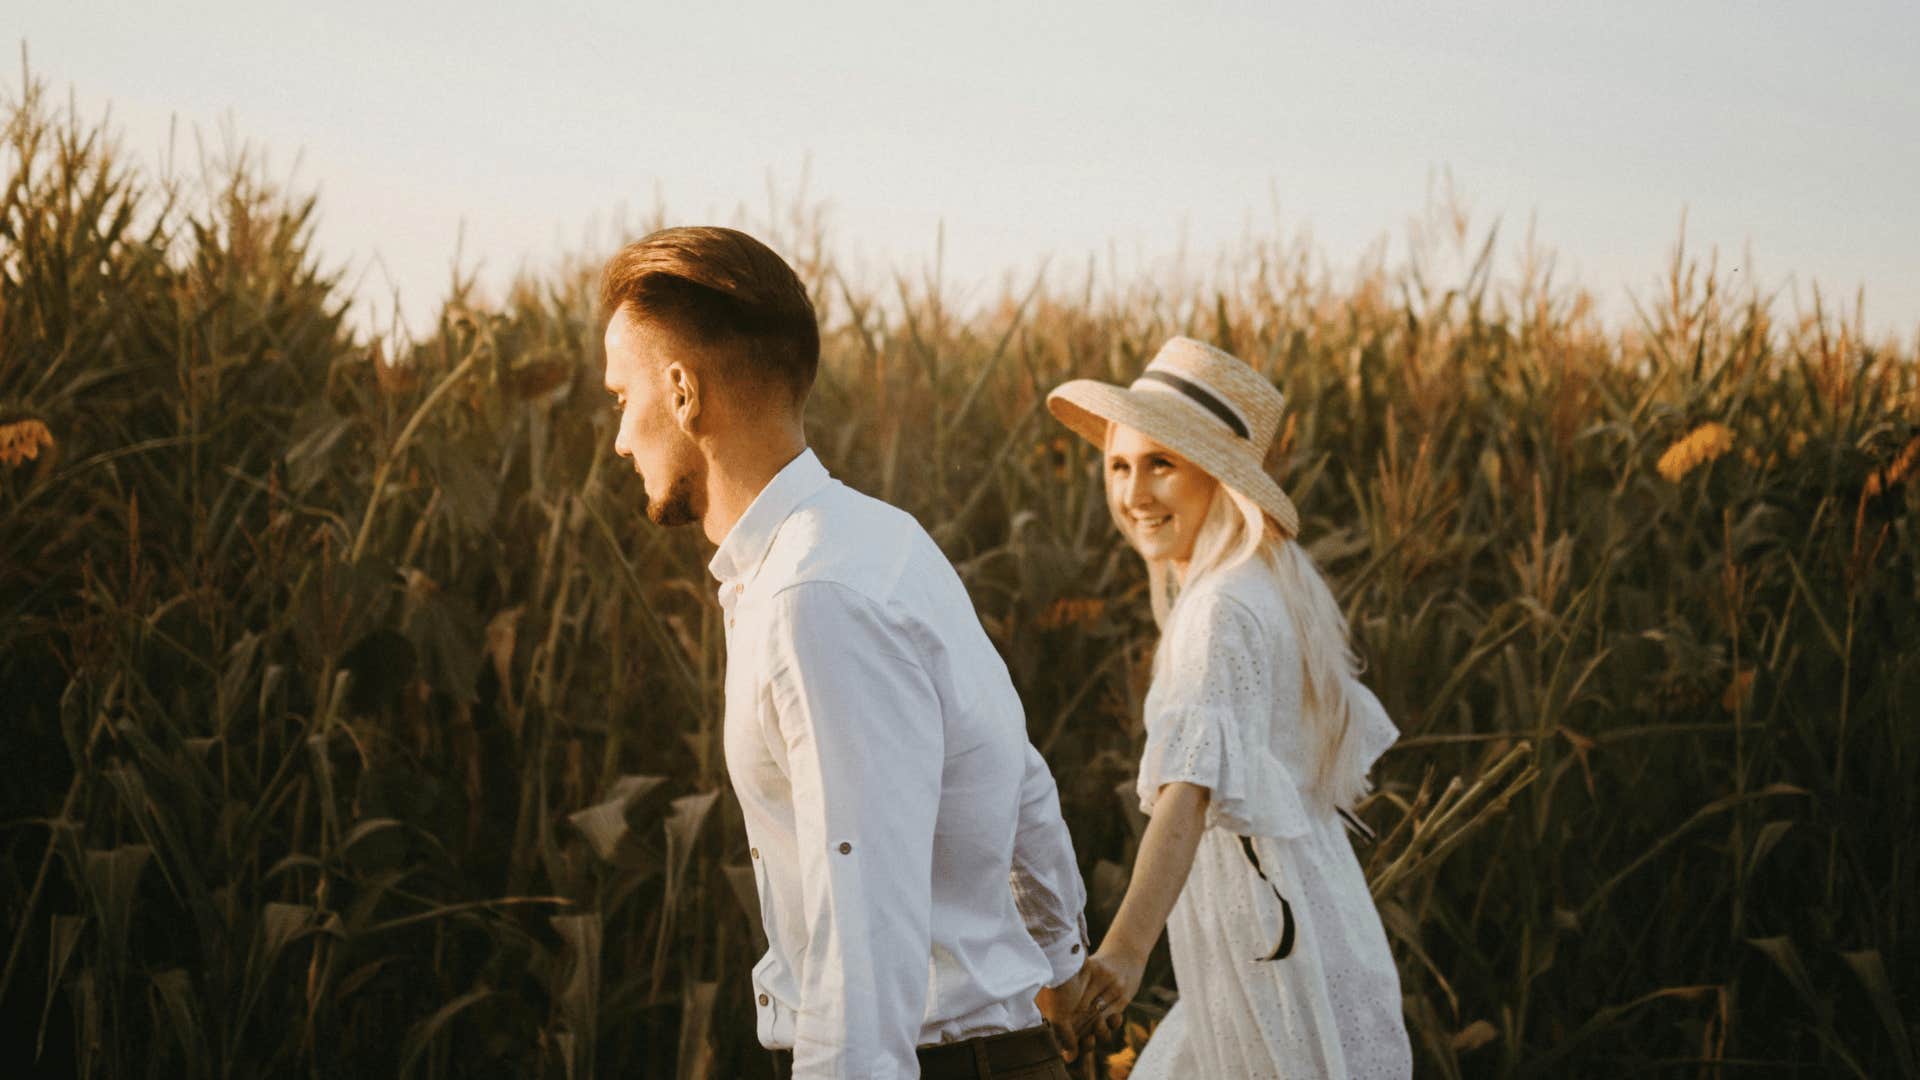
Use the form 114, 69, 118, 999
1076, 942, 1147, 1041
1035, 961, 1098, 1062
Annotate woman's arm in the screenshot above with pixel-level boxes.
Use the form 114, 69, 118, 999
1077, 780, 1210, 1035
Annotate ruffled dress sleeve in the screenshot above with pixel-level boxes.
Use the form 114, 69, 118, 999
1340, 674, 1401, 796
1137, 590, 1315, 840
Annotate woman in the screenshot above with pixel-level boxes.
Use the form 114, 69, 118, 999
1047, 337, 1411, 1078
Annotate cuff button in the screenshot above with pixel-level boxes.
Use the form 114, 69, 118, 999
758, 993, 770, 1006
837, 842, 852, 855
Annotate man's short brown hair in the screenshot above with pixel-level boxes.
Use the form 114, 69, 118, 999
600, 226, 819, 405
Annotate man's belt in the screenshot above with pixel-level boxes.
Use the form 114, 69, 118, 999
918, 1024, 1061, 1079
771, 1024, 1062, 1079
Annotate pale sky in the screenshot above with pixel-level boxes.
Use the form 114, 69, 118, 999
13, 1, 1919, 342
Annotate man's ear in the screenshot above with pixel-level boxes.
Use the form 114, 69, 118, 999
666, 362, 703, 433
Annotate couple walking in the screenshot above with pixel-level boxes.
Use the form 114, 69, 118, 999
599, 226, 1412, 1079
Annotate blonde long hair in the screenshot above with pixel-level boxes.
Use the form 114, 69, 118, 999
1121, 473, 1372, 811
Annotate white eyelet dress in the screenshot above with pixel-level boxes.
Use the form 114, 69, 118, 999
1130, 557, 1411, 1079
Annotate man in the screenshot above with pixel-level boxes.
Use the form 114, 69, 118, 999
600, 226, 1093, 1078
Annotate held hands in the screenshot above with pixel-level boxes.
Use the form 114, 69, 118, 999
1034, 940, 1147, 1058
1055, 781, 1201, 1048
1075, 941, 1147, 1041
1034, 961, 1098, 1062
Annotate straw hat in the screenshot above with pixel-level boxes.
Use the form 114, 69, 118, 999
1046, 337, 1300, 538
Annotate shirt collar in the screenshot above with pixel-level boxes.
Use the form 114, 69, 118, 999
707, 447, 832, 587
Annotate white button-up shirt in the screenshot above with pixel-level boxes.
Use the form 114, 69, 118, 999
712, 449, 1087, 1079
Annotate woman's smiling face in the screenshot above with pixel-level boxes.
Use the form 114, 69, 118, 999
1105, 423, 1220, 572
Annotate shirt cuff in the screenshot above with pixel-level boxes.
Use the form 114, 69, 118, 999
1036, 914, 1090, 987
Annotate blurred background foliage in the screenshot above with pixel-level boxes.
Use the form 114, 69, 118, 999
2, 71, 1916, 1078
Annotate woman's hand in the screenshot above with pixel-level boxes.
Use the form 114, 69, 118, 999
1034, 962, 1095, 1061
1076, 941, 1147, 1040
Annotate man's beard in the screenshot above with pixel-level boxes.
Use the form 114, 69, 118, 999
644, 470, 701, 528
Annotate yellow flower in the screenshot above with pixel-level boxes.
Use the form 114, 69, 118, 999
0, 419, 54, 467
1105, 1045, 1137, 1080
1656, 422, 1735, 483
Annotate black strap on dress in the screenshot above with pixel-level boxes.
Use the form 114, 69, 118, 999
1236, 807, 1375, 961
1337, 806, 1376, 843
1235, 835, 1297, 961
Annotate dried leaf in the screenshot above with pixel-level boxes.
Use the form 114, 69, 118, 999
565, 775, 667, 863
403, 587, 485, 703
506, 356, 573, 400
1840, 950, 1916, 1077
262, 902, 320, 963
399, 982, 492, 1078
148, 968, 205, 1074
68, 968, 99, 1078
1450, 1019, 1498, 1052
664, 790, 721, 892
335, 959, 389, 1003
1746, 820, 1793, 878
342, 817, 405, 852
549, 913, 602, 1076
1746, 937, 1826, 1022
38, 915, 85, 1060
723, 863, 766, 951
676, 979, 719, 1080
485, 605, 523, 704
82, 844, 150, 962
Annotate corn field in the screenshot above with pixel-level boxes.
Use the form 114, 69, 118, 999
2, 71, 1917, 1078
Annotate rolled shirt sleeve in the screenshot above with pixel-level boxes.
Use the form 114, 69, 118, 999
766, 582, 943, 1078
1009, 742, 1089, 986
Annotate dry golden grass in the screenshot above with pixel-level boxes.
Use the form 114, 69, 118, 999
3, 67, 1917, 1077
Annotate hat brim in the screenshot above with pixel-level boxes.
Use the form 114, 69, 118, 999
1047, 380, 1300, 539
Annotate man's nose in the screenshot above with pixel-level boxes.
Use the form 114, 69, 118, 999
613, 422, 631, 459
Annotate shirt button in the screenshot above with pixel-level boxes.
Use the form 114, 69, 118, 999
758, 993, 770, 1007
750, 847, 759, 859
837, 842, 852, 855
1071, 944, 1081, 955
